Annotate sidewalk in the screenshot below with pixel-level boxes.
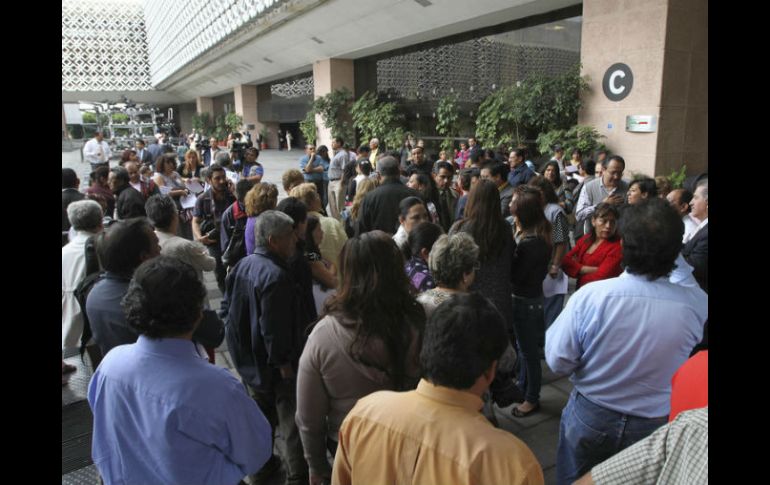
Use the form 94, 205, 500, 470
61, 148, 574, 484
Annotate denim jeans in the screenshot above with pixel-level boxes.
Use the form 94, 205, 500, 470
556, 390, 668, 485
543, 293, 565, 330
511, 295, 544, 404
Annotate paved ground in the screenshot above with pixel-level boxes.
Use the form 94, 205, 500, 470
62, 146, 574, 484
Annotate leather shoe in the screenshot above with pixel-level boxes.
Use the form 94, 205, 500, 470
511, 402, 541, 418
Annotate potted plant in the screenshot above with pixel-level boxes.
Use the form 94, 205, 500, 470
259, 127, 270, 149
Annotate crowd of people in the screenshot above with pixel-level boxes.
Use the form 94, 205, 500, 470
63, 131, 708, 484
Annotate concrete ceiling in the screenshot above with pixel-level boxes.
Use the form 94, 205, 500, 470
162, 0, 581, 101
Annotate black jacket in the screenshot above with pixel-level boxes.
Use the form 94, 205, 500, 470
682, 223, 708, 293
355, 178, 422, 236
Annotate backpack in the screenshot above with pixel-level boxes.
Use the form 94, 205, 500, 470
74, 236, 104, 360
221, 202, 248, 268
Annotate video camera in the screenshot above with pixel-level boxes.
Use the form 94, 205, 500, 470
230, 136, 249, 161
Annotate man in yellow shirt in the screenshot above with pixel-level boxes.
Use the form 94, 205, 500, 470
368, 137, 379, 170
332, 293, 543, 485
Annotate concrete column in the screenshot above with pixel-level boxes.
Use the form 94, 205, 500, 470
196, 97, 214, 116
312, 58, 354, 151
256, 84, 280, 148
178, 103, 196, 135
234, 84, 259, 141
579, 0, 707, 177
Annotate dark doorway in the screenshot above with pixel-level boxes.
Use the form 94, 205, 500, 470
279, 122, 301, 151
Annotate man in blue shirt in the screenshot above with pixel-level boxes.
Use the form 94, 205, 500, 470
223, 210, 309, 485
545, 198, 708, 485
88, 256, 272, 485
299, 145, 325, 210
506, 147, 536, 189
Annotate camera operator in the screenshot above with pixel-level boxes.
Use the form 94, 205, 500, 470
201, 137, 220, 167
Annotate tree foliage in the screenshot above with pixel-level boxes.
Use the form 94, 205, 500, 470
475, 63, 589, 152
300, 110, 317, 146
436, 94, 461, 154
536, 125, 606, 158
191, 112, 213, 136
350, 91, 405, 150
313, 88, 355, 144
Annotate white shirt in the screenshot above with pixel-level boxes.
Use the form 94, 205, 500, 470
682, 215, 699, 242
683, 217, 708, 244
84, 138, 112, 164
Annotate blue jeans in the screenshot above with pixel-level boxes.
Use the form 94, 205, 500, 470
543, 293, 565, 330
511, 295, 544, 404
556, 390, 668, 485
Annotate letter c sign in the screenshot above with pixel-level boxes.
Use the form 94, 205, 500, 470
602, 63, 633, 101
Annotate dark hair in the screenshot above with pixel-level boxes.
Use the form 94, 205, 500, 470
235, 179, 255, 203
435, 161, 454, 176
528, 176, 559, 205
324, 231, 425, 389
62, 168, 78, 189
510, 185, 552, 246
207, 163, 225, 179
120, 149, 137, 164
456, 179, 508, 262
511, 147, 527, 160
604, 155, 625, 169
583, 159, 597, 176
333, 136, 344, 145
571, 148, 583, 158
245, 146, 259, 158
276, 197, 308, 227
305, 215, 321, 254
630, 177, 658, 198
469, 151, 481, 165
540, 160, 562, 188
482, 160, 510, 181
458, 168, 473, 191
122, 256, 206, 339
399, 196, 426, 219
110, 166, 130, 186
97, 218, 156, 275
672, 188, 694, 208
420, 292, 508, 389
589, 203, 621, 242
317, 145, 330, 162
358, 145, 371, 154
410, 172, 439, 205
407, 221, 443, 261
156, 154, 178, 174
358, 160, 372, 176
144, 194, 176, 230
135, 138, 146, 146
619, 198, 683, 280
92, 165, 110, 182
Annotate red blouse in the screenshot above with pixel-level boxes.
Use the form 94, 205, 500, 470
561, 234, 623, 288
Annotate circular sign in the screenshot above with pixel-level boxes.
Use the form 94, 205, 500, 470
602, 63, 633, 101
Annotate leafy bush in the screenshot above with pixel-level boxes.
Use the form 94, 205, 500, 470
536, 125, 606, 160
350, 91, 405, 150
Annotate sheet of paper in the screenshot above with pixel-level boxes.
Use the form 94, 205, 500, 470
542, 270, 568, 298
225, 170, 239, 185
180, 192, 198, 209
158, 185, 171, 195
186, 179, 204, 194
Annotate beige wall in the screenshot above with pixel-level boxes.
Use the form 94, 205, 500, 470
312, 58, 354, 152
178, 103, 196, 135
256, 84, 280, 148
234, 84, 263, 142
579, 0, 707, 178
196, 96, 214, 116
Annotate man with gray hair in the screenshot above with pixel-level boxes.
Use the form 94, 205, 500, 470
222, 210, 309, 484
355, 156, 422, 236
62, 200, 104, 356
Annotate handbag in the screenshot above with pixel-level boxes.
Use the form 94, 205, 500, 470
192, 309, 225, 349
221, 225, 247, 267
